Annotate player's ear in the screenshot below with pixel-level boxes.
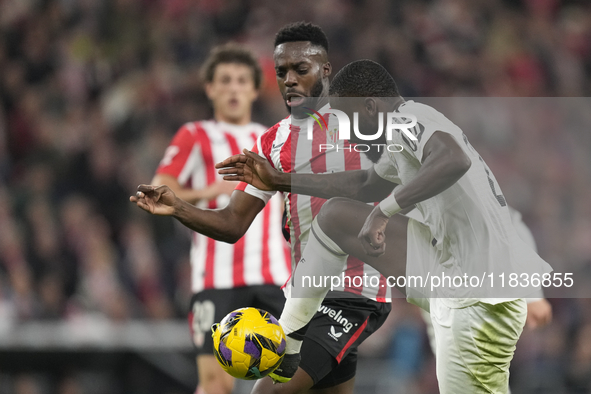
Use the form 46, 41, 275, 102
364, 97, 378, 116
323, 62, 332, 77
204, 82, 215, 100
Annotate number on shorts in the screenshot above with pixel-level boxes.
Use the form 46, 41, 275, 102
192, 300, 215, 347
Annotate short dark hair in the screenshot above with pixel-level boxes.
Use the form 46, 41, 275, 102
274, 22, 329, 52
201, 43, 262, 89
329, 60, 399, 97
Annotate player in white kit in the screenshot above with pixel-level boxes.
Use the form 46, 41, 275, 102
217, 60, 552, 393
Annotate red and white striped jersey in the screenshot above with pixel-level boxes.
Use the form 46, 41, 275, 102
156, 120, 291, 294
237, 106, 392, 302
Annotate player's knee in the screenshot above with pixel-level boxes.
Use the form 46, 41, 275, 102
251, 381, 305, 394
199, 370, 234, 394
317, 197, 349, 227
199, 379, 233, 394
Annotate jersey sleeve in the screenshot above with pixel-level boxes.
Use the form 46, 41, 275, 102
155, 123, 198, 185
236, 137, 277, 204
397, 103, 460, 163
373, 153, 401, 184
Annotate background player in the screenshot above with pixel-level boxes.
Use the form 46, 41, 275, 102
151, 44, 291, 394
132, 22, 392, 394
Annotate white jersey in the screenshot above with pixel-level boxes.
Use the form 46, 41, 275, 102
375, 100, 551, 307
238, 105, 392, 302
156, 120, 291, 293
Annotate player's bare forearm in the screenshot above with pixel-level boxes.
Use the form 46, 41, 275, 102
152, 174, 233, 204
131, 185, 264, 244
172, 191, 265, 244
283, 169, 395, 202
394, 131, 471, 208
217, 150, 394, 201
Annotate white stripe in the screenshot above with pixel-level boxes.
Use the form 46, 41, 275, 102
243, 210, 264, 286
268, 194, 291, 285
190, 233, 207, 293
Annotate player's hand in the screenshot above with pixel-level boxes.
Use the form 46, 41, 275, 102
216, 149, 281, 191
130, 184, 177, 216
268, 353, 301, 384
358, 205, 389, 257
526, 298, 552, 329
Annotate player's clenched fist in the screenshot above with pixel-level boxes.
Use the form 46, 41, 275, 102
130, 184, 177, 216
358, 205, 389, 257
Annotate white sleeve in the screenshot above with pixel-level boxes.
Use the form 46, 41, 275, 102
396, 104, 459, 163
235, 135, 277, 204
241, 184, 276, 204
373, 153, 401, 184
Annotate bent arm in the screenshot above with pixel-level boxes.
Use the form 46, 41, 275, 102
172, 190, 265, 244
152, 174, 233, 205
272, 167, 395, 202
132, 184, 265, 244
217, 150, 395, 202
360, 131, 471, 256
393, 131, 471, 209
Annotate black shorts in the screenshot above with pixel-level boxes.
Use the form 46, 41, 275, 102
299, 296, 391, 389
188, 285, 285, 355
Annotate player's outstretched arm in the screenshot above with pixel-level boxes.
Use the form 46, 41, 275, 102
359, 131, 471, 256
217, 149, 395, 202
130, 184, 265, 244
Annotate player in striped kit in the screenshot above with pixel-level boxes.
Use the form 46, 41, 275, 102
151, 44, 290, 394
132, 23, 392, 394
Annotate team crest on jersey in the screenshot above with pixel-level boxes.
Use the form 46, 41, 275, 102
327, 127, 338, 144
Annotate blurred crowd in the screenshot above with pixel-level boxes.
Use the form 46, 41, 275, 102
1, 0, 591, 392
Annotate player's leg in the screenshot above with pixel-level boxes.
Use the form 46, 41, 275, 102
277, 197, 407, 377
316, 197, 408, 280
253, 298, 390, 394
190, 290, 236, 394
192, 287, 262, 394
431, 298, 527, 393
196, 355, 234, 394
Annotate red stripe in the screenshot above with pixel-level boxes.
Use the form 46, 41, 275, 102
310, 116, 327, 174
287, 124, 302, 264
309, 116, 328, 227
336, 318, 369, 363
342, 141, 364, 294
280, 125, 294, 173
224, 132, 246, 288
187, 310, 195, 339
343, 140, 361, 171
156, 123, 198, 178
194, 126, 218, 290
260, 124, 280, 169
376, 275, 387, 302
237, 141, 260, 192
291, 193, 303, 265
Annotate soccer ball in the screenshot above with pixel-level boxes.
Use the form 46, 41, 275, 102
211, 307, 286, 380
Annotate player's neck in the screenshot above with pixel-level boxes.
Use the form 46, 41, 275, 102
214, 112, 251, 126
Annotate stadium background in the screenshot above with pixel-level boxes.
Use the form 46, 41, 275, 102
1, 0, 590, 393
